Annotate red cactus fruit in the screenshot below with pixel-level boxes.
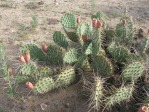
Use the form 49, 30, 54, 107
7, 66, 14, 75
24, 50, 30, 63
82, 35, 88, 43
26, 82, 34, 89
18, 55, 26, 63
92, 18, 97, 27
42, 43, 48, 53
138, 106, 149, 112
77, 17, 81, 24
96, 19, 102, 29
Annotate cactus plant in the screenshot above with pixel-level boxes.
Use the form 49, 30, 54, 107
2, 11, 149, 112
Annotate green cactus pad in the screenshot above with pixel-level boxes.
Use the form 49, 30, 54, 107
106, 85, 134, 107
53, 31, 69, 49
91, 54, 113, 77
17, 62, 37, 83
89, 77, 104, 110
36, 66, 53, 79
55, 66, 76, 88
47, 45, 64, 66
18, 62, 37, 76
34, 77, 55, 94
20, 44, 46, 61
122, 62, 144, 81
108, 45, 130, 63
61, 13, 76, 28
63, 48, 78, 64
64, 28, 79, 42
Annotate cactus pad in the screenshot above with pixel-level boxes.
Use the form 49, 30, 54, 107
91, 54, 113, 77
63, 48, 78, 64
34, 77, 55, 94
108, 45, 130, 63
53, 31, 69, 49
36, 66, 53, 79
61, 13, 76, 28
106, 85, 134, 107
47, 45, 64, 66
89, 77, 104, 111
122, 62, 144, 81
55, 66, 76, 88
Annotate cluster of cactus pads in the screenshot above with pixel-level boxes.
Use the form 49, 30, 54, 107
7, 12, 149, 111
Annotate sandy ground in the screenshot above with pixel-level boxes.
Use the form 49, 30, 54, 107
0, 0, 149, 112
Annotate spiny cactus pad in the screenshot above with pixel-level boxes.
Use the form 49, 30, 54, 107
53, 31, 69, 49
108, 45, 130, 63
17, 62, 37, 83
61, 13, 76, 28
34, 77, 55, 94
89, 77, 104, 111
36, 66, 53, 79
122, 62, 144, 81
55, 67, 76, 88
63, 48, 78, 64
47, 45, 64, 66
91, 54, 113, 77
106, 85, 134, 107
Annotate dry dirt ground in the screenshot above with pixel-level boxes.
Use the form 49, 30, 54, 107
0, 0, 149, 112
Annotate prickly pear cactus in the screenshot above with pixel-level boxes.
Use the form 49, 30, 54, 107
55, 66, 76, 88
63, 48, 78, 64
122, 62, 144, 81
34, 77, 55, 94
53, 31, 69, 49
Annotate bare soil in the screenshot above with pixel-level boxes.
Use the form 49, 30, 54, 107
0, 0, 149, 112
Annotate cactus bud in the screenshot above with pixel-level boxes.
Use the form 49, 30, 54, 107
24, 50, 30, 63
7, 66, 14, 75
18, 55, 26, 63
42, 43, 48, 53
82, 35, 88, 43
138, 106, 149, 112
96, 19, 102, 29
77, 17, 81, 24
26, 82, 34, 89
